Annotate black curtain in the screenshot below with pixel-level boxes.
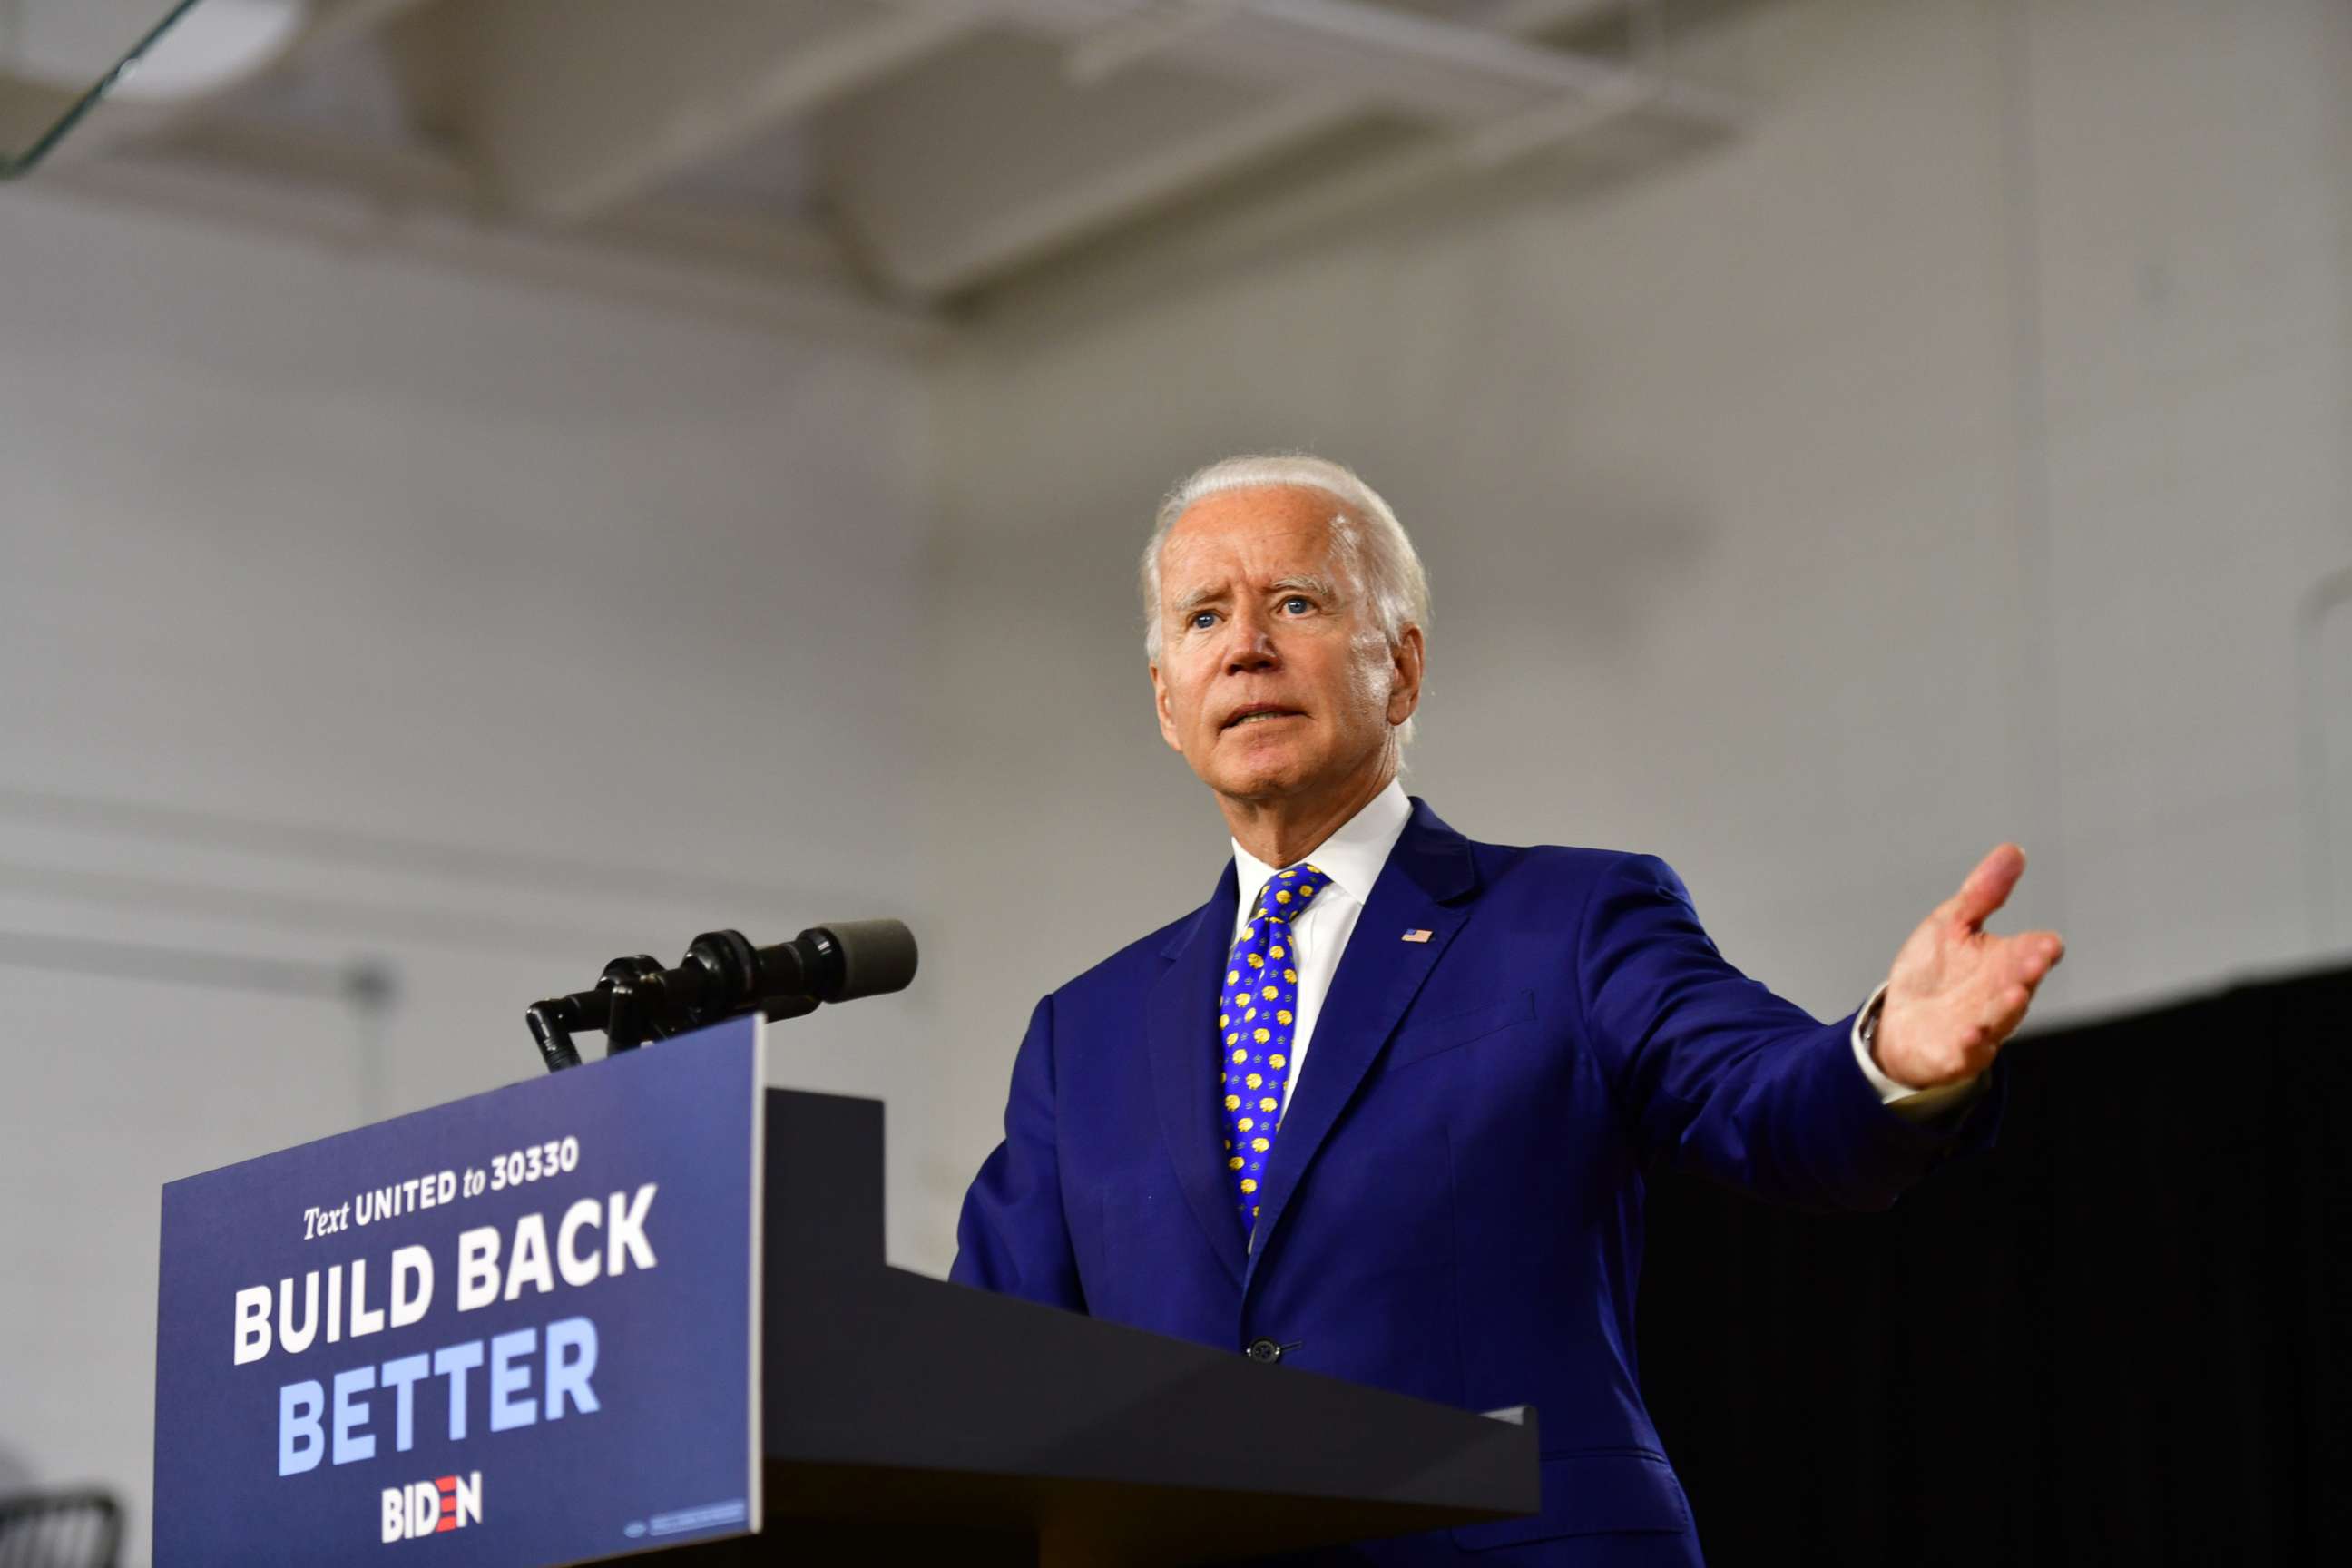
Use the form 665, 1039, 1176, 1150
1638, 964, 2352, 1564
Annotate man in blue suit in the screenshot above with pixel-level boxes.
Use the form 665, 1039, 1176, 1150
952, 455, 2065, 1564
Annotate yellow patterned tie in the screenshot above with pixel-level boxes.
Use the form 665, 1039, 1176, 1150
1219, 863, 1327, 1234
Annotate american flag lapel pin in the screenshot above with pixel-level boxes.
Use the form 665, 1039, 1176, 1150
1401, 928, 1433, 943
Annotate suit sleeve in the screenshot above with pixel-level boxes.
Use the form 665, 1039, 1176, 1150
948, 993, 1088, 1310
1577, 852, 1997, 1210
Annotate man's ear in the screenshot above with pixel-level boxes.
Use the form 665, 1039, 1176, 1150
1150, 662, 1183, 750
1386, 625, 1426, 726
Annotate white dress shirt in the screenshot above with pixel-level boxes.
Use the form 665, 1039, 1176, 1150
1228, 780, 1417, 1106
1228, 781, 1971, 1117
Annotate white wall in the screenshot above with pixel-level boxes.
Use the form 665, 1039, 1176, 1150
921, 0, 2352, 1217
0, 184, 940, 1558
5, 0, 2350, 1550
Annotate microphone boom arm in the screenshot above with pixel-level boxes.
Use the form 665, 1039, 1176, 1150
526, 921, 914, 1072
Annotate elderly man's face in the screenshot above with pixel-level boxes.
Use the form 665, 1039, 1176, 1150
1150, 485, 1422, 807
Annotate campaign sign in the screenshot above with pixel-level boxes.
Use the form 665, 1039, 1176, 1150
154, 1016, 765, 1567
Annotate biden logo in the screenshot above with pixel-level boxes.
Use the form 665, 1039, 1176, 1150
381, 1473, 482, 1542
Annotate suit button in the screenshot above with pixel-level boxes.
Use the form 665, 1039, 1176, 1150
1245, 1338, 1283, 1364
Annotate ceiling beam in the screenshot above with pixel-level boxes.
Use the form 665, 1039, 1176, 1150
29, 0, 435, 166
820, 0, 1735, 300
30, 117, 943, 349
404, 0, 984, 221
1000, 0, 1734, 126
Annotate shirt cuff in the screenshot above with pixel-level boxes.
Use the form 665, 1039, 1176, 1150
1849, 982, 1986, 1122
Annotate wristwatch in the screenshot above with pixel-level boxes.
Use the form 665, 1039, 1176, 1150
1857, 983, 1889, 1065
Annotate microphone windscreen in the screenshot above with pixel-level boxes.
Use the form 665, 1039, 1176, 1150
811, 919, 918, 1001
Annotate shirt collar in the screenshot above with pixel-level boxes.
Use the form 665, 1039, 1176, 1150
1230, 779, 1414, 927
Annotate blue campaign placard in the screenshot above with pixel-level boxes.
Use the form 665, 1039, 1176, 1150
153, 1016, 765, 1567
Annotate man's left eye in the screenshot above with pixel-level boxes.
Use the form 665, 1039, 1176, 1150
1281, 596, 1312, 614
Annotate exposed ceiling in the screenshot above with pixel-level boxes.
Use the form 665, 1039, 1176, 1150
9, 0, 1749, 336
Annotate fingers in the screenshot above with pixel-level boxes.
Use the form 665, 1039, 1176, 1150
1980, 929, 2065, 1046
1990, 981, 2037, 1044
2009, 928, 2065, 984
1944, 843, 2026, 931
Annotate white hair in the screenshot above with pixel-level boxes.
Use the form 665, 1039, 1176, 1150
1141, 452, 1430, 745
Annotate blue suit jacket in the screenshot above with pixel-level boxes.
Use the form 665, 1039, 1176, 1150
952, 800, 1994, 1565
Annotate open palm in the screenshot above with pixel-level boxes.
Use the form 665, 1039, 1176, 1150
1873, 844, 2065, 1090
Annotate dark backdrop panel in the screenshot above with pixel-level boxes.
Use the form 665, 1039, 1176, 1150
1638, 965, 2352, 1565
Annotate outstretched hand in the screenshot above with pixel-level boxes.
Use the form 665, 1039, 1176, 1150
1872, 845, 2064, 1091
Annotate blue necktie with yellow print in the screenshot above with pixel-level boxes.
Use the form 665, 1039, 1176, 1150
1220, 863, 1327, 1234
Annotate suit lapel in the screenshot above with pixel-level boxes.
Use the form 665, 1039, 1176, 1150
1146, 860, 1249, 1287
1245, 800, 1479, 1281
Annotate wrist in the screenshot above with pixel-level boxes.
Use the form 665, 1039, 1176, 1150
1858, 983, 1925, 1091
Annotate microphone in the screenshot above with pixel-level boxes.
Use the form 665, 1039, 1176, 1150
526, 920, 916, 1072
765, 919, 920, 1005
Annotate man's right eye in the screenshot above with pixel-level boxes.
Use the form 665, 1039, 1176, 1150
1189, 611, 1219, 630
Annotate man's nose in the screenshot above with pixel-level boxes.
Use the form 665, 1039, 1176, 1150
1223, 608, 1279, 672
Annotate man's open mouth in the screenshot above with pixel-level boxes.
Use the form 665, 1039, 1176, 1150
1223, 706, 1304, 730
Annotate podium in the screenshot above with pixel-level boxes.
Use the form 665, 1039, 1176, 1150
729, 1089, 1539, 1564
152, 1021, 1536, 1567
